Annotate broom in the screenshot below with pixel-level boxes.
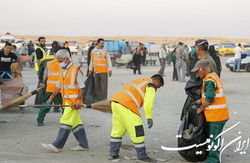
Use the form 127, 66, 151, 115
1, 88, 42, 111
19, 100, 112, 114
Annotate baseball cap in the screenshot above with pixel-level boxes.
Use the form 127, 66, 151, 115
195, 39, 208, 47
191, 59, 210, 72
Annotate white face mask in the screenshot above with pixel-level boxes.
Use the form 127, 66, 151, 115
60, 62, 67, 68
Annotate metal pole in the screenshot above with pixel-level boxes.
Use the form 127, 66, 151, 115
19, 104, 88, 108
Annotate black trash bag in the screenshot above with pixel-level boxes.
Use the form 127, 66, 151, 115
180, 77, 202, 119
34, 83, 44, 105
178, 77, 208, 162
126, 61, 136, 69
84, 74, 98, 105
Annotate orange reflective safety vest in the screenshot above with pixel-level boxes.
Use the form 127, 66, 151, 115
46, 59, 61, 93
92, 50, 109, 73
111, 78, 153, 116
60, 64, 83, 106
201, 72, 229, 122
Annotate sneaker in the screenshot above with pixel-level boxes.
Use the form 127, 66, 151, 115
37, 122, 44, 126
41, 143, 60, 153
70, 145, 89, 151
53, 109, 61, 113
108, 155, 120, 160
136, 156, 156, 163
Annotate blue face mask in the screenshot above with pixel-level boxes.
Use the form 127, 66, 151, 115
60, 62, 67, 68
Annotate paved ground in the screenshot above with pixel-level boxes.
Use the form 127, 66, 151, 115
0, 56, 250, 163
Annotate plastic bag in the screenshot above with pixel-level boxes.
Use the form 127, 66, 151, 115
84, 74, 98, 105
177, 77, 208, 162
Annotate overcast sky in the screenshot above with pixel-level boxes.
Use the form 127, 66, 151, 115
1, 0, 250, 38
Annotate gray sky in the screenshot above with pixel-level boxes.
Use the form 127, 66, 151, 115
1, 0, 250, 38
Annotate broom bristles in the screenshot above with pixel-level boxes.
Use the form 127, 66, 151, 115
91, 100, 112, 113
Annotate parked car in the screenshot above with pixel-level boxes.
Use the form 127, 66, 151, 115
45, 41, 52, 50
243, 43, 250, 51
68, 40, 80, 55
0, 33, 15, 48
217, 43, 236, 56
15, 40, 25, 49
225, 49, 250, 72
148, 44, 161, 55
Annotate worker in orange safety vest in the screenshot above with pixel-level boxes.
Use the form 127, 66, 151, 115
109, 74, 164, 162
192, 59, 229, 163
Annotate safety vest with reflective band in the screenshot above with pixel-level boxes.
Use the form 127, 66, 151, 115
92, 50, 109, 73
201, 72, 229, 122
46, 59, 61, 93
111, 78, 153, 116
60, 64, 83, 106
34, 46, 47, 72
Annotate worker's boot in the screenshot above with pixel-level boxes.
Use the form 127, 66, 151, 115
53, 108, 61, 113
135, 144, 155, 162
136, 156, 155, 163
109, 137, 122, 159
72, 125, 89, 149
52, 125, 71, 149
37, 122, 44, 126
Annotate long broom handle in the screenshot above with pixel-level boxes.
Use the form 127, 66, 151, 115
19, 104, 90, 108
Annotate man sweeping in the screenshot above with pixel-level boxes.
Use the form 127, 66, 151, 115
36, 49, 62, 126
192, 59, 229, 163
109, 74, 164, 162
41, 49, 88, 152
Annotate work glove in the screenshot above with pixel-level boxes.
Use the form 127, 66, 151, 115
45, 95, 55, 106
45, 100, 53, 106
191, 103, 200, 110
147, 119, 153, 129
73, 98, 83, 110
39, 83, 45, 89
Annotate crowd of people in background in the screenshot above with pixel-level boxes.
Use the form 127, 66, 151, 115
0, 37, 246, 83
155, 40, 224, 82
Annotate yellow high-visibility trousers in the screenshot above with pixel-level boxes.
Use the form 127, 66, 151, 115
60, 101, 83, 129
111, 102, 144, 144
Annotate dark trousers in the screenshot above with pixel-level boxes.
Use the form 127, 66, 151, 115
53, 124, 89, 149
158, 59, 166, 76
37, 91, 62, 123
141, 55, 146, 66
133, 62, 141, 74
172, 59, 178, 81
94, 73, 108, 101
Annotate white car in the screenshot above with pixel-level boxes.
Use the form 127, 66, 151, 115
225, 49, 250, 72
0, 33, 15, 48
15, 40, 25, 49
45, 42, 52, 50
68, 40, 80, 54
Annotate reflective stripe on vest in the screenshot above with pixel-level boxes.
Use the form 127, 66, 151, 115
202, 92, 224, 98
34, 46, 47, 72
46, 59, 61, 93
92, 52, 108, 73
63, 94, 79, 98
63, 85, 79, 89
118, 89, 140, 108
201, 72, 229, 122
47, 81, 59, 84
111, 78, 153, 116
206, 104, 228, 109
60, 64, 81, 105
48, 73, 59, 76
